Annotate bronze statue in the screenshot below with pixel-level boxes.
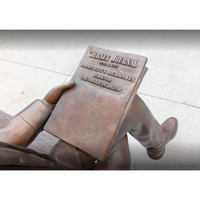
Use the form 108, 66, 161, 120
0, 46, 178, 169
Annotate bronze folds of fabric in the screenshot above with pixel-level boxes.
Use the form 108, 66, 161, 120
44, 46, 148, 161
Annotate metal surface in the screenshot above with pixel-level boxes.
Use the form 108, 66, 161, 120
44, 46, 148, 161
0, 46, 178, 169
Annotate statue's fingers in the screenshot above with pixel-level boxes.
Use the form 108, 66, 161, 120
43, 81, 75, 104
53, 81, 75, 93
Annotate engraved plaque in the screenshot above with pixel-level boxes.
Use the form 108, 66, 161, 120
44, 46, 148, 161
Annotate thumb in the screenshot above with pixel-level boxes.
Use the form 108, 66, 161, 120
43, 81, 75, 104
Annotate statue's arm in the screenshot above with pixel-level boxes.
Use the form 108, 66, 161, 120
0, 81, 74, 147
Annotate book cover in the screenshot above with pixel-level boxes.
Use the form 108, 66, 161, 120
44, 46, 148, 160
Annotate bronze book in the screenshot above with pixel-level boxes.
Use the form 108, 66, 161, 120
44, 46, 148, 161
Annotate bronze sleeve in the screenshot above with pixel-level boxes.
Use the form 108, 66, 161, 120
0, 100, 52, 146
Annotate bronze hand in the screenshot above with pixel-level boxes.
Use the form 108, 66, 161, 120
0, 81, 75, 147
42, 81, 75, 111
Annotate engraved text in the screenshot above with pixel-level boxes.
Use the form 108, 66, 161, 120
111, 55, 137, 68
107, 70, 135, 82
93, 73, 112, 82
89, 51, 111, 62
81, 76, 121, 92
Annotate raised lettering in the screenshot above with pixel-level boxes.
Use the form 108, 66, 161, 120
133, 60, 137, 67
115, 56, 119, 63
130, 60, 134, 67
93, 73, 112, 82
111, 64, 119, 68
89, 51, 111, 62
106, 55, 110, 61
107, 70, 134, 82
111, 55, 117, 63
122, 58, 127, 65
117, 87, 122, 92
89, 51, 95, 58
118, 57, 122, 64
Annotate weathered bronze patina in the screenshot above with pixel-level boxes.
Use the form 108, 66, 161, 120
44, 46, 148, 161
0, 46, 178, 169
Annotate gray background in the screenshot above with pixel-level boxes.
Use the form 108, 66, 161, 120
0, 30, 199, 169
